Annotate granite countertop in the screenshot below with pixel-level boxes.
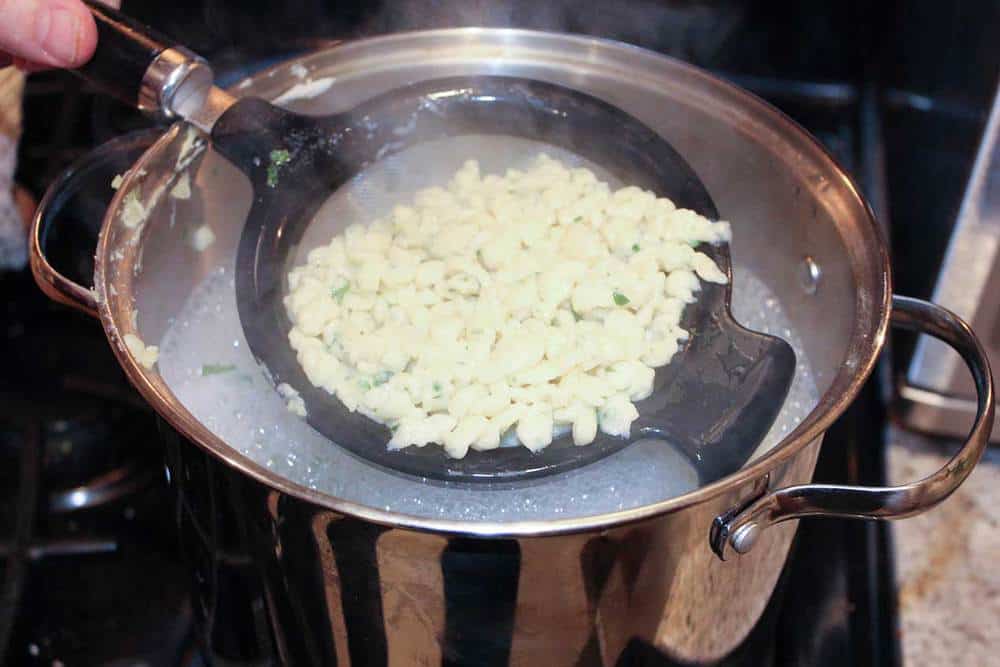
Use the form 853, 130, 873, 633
888, 427, 1000, 666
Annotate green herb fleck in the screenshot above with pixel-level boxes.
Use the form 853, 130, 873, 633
358, 378, 372, 391
571, 308, 583, 322
266, 148, 292, 188
373, 370, 393, 386
613, 291, 630, 306
432, 381, 443, 397
573, 215, 583, 223
632, 243, 640, 252
331, 282, 350, 302
202, 363, 236, 376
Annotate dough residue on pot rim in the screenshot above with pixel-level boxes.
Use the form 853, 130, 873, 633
124, 332, 159, 370
283, 155, 731, 458
171, 173, 192, 200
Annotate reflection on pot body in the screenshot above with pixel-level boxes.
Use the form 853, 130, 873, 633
165, 425, 820, 664
28, 29, 993, 666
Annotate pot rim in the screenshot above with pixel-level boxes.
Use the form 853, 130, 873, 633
94, 27, 892, 538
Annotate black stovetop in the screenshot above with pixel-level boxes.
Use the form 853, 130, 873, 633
2, 2, 910, 664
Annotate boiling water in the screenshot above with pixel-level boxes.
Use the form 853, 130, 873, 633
158, 263, 819, 522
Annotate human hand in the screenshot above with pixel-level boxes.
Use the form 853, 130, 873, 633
0, 0, 121, 71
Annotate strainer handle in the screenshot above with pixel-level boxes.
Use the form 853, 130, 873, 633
78, 1, 213, 121
711, 295, 994, 560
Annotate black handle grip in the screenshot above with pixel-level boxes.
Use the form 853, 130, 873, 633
75, 0, 176, 110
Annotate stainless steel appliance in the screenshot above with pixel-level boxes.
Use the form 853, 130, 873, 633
899, 89, 1000, 438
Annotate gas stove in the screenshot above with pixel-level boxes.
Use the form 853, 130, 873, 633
7, 0, 997, 664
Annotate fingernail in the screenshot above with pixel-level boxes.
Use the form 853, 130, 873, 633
37, 7, 83, 66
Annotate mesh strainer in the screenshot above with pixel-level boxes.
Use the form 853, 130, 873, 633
75, 2, 795, 484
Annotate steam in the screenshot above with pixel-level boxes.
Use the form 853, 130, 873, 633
195, 1, 742, 66
351, 0, 743, 63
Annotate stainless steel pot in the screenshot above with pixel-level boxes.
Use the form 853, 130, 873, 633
29, 30, 994, 665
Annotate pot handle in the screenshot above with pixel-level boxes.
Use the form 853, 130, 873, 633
30, 203, 99, 319
30, 257, 98, 318
29, 129, 161, 319
711, 295, 994, 560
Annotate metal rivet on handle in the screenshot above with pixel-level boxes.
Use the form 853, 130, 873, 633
799, 256, 821, 295
730, 522, 761, 554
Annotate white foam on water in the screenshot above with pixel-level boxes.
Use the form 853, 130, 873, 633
158, 260, 818, 523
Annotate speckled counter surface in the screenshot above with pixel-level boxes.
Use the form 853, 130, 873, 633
888, 427, 1000, 667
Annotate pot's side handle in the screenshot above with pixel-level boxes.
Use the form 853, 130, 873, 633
29, 187, 99, 319
29, 129, 162, 320
711, 295, 994, 560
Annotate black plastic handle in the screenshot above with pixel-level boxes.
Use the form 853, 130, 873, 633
75, 0, 175, 109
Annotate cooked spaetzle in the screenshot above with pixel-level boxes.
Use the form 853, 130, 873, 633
284, 155, 731, 457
